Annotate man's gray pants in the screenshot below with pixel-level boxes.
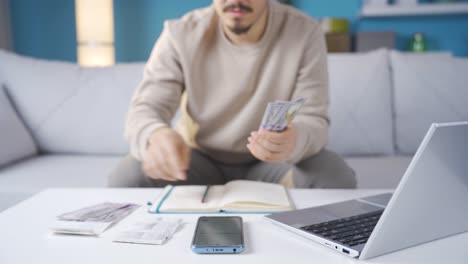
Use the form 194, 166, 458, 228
108, 149, 356, 188
108, 149, 356, 189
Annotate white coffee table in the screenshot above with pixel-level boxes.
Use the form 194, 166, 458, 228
0, 188, 467, 264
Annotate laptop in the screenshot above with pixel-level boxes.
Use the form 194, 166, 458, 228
265, 122, 468, 259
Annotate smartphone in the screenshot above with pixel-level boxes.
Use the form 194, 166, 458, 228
191, 216, 245, 254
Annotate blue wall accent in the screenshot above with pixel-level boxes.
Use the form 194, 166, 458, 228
10, 0, 77, 61
114, 0, 211, 62
294, 0, 363, 19
8, 0, 468, 62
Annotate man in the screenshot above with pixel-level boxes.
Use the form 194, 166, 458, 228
109, 0, 356, 188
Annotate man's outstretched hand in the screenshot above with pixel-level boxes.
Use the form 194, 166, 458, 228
143, 127, 191, 181
247, 125, 297, 162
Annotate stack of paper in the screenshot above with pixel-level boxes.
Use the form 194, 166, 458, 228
50, 202, 140, 236
113, 218, 182, 245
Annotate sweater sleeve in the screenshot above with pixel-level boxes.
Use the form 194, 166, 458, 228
125, 22, 184, 161
287, 25, 330, 164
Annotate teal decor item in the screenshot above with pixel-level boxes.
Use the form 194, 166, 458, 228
321, 18, 350, 33
409, 33, 428, 53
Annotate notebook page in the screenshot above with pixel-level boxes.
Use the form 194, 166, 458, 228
220, 180, 291, 210
158, 185, 224, 212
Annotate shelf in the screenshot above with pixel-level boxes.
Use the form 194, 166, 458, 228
361, 3, 468, 17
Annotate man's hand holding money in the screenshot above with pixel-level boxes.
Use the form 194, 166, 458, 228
249, 98, 306, 162
247, 125, 297, 162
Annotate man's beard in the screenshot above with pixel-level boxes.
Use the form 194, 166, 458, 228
223, 3, 254, 35
228, 20, 253, 35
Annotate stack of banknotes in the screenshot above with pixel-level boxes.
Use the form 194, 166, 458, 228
50, 202, 140, 236
260, 98, 306, 132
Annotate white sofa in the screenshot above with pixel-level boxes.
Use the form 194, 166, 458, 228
1, 49, 467, 211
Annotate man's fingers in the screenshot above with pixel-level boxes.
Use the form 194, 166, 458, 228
160, 145, 185, 180
145, 148, 178, 181
178, 145, 191, 177
252, 131, 286, 145
247, 125, 297, 162
165, 143, 186, 180
247, 143, 284, 162
153, 147, 170, 175
161, 140, 191, 181
144, 128, 192, 182
250, 131, 295, 155
149, 164, 177, 181
144, 149, 156, 167
256, 126, 296, 144
154, 150, 179, 181
247, 140, 289, 162
248, 135, 286, 153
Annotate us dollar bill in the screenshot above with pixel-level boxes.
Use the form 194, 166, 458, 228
260, 98, 306, 132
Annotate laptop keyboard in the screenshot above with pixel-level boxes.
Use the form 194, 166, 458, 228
299, 210, 384, 247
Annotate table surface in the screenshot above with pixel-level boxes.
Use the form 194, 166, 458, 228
0, 188, 467, 264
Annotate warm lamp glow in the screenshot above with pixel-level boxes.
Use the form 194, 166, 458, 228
75, 0, 115, 67
77, 45, 115, 67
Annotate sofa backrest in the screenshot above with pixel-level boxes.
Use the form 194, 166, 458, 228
0, 50, 143, 155
327, 49, 394, 156
327, 50, 468, 157
390, 51, 468, 154
1, 49, 466, 157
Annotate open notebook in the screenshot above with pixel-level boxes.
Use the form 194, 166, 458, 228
148, 180, 293, 213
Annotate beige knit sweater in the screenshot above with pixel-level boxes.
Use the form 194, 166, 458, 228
125, 1, 329, 164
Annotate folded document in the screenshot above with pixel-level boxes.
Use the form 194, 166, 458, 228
113, 218, 182, 245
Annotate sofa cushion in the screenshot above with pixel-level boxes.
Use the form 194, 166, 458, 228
345, 156, 412, 189
391, 51, 468, 154
327, 49, 394, 156
0, 155, 121, 194
0, 86, 37, 168
0, 50, 144, 155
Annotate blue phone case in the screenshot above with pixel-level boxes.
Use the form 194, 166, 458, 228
191, 216, 245, 254
191, 245, 245, 254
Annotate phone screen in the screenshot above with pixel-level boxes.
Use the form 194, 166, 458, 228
193, 216, 243, 247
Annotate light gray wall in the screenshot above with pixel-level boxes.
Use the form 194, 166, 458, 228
0, 0, 12, 50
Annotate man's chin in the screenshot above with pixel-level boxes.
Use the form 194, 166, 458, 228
229, 27, 248, 35
228, 23, 252, 35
